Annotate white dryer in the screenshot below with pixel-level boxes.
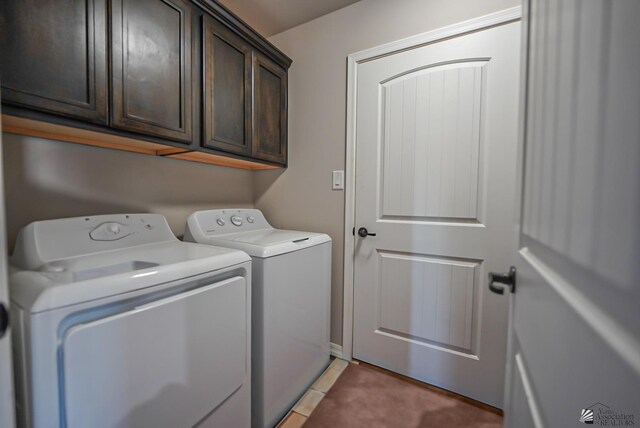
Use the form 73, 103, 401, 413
184, 209, 331, 428
9, 214, 252, 428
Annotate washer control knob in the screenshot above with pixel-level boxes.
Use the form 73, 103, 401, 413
90, 222, 131, 241
216, 218, 225, 226
246, 216, 254, 224
231, 215, 243, 226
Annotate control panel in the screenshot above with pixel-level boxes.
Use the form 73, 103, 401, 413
10, 214, 176, 270
190, 209, 272, 237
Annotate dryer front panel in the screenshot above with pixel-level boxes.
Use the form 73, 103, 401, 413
60, 276, 247, 428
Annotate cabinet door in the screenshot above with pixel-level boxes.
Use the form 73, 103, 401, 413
111, 0, 192, 143
252, 53, 288, 164
0, 0, 108, 124
202, 16, 252, 156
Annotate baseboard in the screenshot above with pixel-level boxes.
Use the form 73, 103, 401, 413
330, 342, 343, 359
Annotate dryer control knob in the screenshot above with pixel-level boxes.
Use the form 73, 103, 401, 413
216, 218, 225, 226
246, 216, 254, 223
231, 215, 243, 226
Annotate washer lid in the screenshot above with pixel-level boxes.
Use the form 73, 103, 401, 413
185, 209, 331, 258
200, 229, 331, 258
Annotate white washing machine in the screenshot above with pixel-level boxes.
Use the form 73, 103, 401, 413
184, 209, 331, 428
9, 214, 252, 428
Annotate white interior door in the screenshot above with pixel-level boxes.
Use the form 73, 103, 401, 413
0, 111, 17, 427
504, 0, 640, 426
352, 21, 521, 407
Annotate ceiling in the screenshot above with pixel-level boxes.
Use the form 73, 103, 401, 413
218, 0, 361, 37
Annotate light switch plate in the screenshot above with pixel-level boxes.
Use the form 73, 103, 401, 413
332, 170, 344, 190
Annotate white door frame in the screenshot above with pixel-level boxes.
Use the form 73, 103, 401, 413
341, 6, 522, 361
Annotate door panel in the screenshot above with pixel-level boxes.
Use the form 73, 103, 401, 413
377, 252, 477, 352
522, 0, 638, 291
202, 16, 252, 155
0, 0, 108, 123
111, 0, 192, 142
252, 53, 287, 164
353, 22, 521, 407
505, 0, 640, 425
381, 62, 484, 220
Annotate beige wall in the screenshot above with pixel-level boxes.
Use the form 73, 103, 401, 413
3, 133, 254, 248
257, 0, 521, 346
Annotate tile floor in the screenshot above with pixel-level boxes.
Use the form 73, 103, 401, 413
277, 358, 349, 427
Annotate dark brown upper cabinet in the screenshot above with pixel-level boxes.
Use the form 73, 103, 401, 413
0, 0, 291, 169
0, 0, 108, 124
202, 15, 252, 156
111, 0, 193, 143
252, 53, 288, 164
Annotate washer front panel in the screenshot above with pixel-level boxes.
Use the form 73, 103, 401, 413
61, 276, 247, 428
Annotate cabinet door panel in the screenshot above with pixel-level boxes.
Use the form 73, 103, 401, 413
202, 16, 251, 155
0, 0, 108, 123
111, 0, 192, 142
252, 53, 287, 164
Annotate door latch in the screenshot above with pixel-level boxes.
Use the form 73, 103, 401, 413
488, 266, 516, 295
357, 227, 376, 237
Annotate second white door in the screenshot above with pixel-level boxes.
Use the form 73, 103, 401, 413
352, 20, 520, 407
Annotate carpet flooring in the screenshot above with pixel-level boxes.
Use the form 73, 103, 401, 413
303, 363, 503, 428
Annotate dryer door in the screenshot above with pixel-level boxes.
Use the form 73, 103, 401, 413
61, 276, 247, 428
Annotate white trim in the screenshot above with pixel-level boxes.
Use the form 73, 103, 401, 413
349, 6, 521, 64
341, 52, 358, 361
341, 6, 522, 364
515, 352, 545, 428
330, 342, 343, 359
